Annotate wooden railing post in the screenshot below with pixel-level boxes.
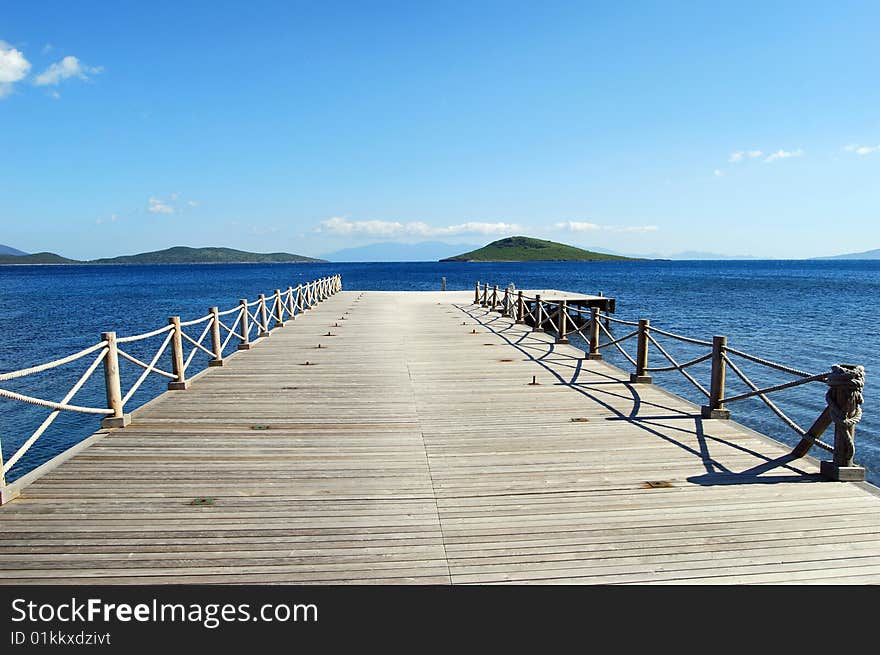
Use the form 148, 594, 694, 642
501, 288, 510, 317
238, 299, 252, 350
556, 301, 569, 344
701, 336, 730, 418
258, 294, 271, 337
100, 331, 131, 427
287, 286, 296, 320
532, 294, 544, 332
588, 307, 602, 360
516, 291, 525, 324
630, 319, 652, 383
0, 442, 13, 504
168, 316, 189, 390
208, 307, 224, 367
481, 283, 488, 307
441, 276, 447, 292
491, 285, 498, 312
274, 289, 285, 327
819, 364, 867, 481
474, 281, 481, 304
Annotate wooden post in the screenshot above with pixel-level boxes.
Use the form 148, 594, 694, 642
441, 277, 447, 291
238, 299, 252, 350
286, 286, 296, 320
481, 283, 488, 307
208, 307, 224, 367
491, 285, 498, 312
556, 301, 570, 344
100, 331, 131, 427
167, 316, 189, 390
274, 289, 285, 327
516, 291, 525, 324
820, 364, 867, 481
532, 295, 544, 332
588, 307, 602, 359
501, 288, 510, 317
474, 281, 481, 304
701, 336, 730, 418
630, 319, 652, 383
0, 443, 15, 504
258, 294, 271, 337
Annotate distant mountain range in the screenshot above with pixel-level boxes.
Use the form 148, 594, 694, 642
322, 241, 482, 262
441, 236, 638, 262
0, 244, 29, 256
814, 248, 880, 260
0, 246, 325, 265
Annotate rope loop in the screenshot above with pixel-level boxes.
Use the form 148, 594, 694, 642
826, 364, 865, 428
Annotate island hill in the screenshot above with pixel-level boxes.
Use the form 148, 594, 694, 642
0, 246, 326, 265
440, 236, 637, 262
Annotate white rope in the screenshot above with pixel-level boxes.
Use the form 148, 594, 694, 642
117, 324, 174, 344
182, 321, 214, 371
217, 305, 241, 317
219, 315, 244, 351
121, 331, 175, 405
2, 349, 110, 474
117, 347, 176, 379
179, 314, 213, 328
0, 341, 106, 381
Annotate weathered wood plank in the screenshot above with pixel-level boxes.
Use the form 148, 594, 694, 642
1, 290, 878, 585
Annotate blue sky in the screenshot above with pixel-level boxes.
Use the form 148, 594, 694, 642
1, 1, 878, 259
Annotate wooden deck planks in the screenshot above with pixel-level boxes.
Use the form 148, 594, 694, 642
1, 290, 879, 584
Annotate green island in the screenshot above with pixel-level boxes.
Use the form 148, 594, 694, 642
440, 236, 637, 262
0, 246, 326, 265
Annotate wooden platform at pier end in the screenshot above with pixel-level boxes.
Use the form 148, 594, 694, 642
2, 291, 880, 585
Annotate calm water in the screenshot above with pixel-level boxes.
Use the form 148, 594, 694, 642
1, 260, 878, 485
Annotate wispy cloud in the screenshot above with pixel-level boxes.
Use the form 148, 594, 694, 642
764, 148, 804, 163
146, 194, 198, 215
553, 221, 658, 234
34, 55, 102, 86
843, 143, 880, 156
713, 169, 723, 177
0, 40, 31, 98
148, 197, 174, 214
728, 150, 762, 163
315, 217, 520, 239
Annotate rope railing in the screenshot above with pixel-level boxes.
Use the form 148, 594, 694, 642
473, 279, 868, 482
0, 274, 342, 502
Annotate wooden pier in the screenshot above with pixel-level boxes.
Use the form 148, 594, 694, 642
2, 285, 880, 584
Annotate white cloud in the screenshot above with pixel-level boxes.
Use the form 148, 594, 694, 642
34, 55, 102, 86
713, 169, 723, 177
148, 197, 174, 214
187, 200, 199, 207
554, 221, 601, 232
764, 148, 804, 163
554, 221, 658, 234
843, 143, 880, 156
729, 149, 763, 164
0, 40, 31, 98
316, 217, 520, 239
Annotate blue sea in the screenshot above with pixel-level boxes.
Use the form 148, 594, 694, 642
1, 260, 878, 486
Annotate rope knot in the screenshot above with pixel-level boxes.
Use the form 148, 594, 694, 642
826, 364, 865, 428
